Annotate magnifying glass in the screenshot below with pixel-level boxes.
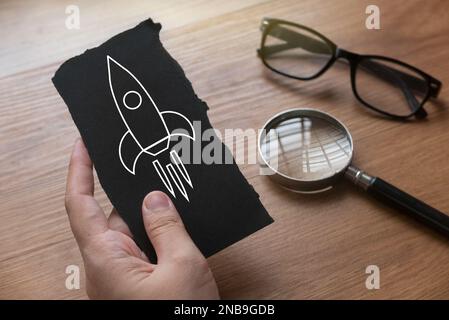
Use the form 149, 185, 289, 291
259, 108, 449, 236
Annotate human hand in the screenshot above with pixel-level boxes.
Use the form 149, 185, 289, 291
65, 139, 219, 299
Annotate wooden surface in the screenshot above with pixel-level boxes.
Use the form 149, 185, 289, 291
1, 0, 449, 299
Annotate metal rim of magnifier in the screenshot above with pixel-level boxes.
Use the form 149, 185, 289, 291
258, 108, 354, 193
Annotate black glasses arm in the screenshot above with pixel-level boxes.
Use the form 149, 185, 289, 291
429, 78, 442, 98
361, 59, 442, 98
358, 59, 422, 115
260, 24, 330, 57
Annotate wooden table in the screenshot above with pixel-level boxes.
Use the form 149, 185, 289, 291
1, 0, 449, 299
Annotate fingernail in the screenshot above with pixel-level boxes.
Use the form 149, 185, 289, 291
144, 191, 170, 213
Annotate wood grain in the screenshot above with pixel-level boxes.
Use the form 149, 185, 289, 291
1, 0, 449, 299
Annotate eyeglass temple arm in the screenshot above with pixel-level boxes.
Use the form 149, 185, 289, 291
429, 77, 442, 98
362, 60, 442, 100
359, 59, 421, 115
260, 25, 330, 56
261, 24, 442, 99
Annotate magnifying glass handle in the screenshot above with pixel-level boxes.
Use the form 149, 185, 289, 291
346, 166, 449, 237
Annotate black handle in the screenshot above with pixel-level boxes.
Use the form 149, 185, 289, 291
368, 177, 449, 237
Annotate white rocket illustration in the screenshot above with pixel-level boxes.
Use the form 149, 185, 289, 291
107, 55, 195, 201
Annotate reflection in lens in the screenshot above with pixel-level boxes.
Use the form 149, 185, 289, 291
263, 23, 333, 78
260, 115, 352, 181
355, 58, 429, 117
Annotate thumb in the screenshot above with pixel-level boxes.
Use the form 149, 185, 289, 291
142, 191, 203, 264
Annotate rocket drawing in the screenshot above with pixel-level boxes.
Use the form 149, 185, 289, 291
107, 55, 195, 201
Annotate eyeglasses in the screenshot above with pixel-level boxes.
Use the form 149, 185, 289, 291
257, 18, 442, 120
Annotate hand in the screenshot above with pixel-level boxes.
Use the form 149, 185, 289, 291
65, 139, 220, 299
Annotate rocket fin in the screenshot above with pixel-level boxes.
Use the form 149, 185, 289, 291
160, 110, 195, 141
119, 130, 144, 175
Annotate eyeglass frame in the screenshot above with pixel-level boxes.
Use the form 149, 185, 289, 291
257, 17, 442, 120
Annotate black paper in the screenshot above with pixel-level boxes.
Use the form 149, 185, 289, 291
52, 18, 273, 262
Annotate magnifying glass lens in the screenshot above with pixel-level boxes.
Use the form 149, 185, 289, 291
260, 112, 352, 184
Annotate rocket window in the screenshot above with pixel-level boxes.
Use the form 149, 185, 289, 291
123, 90, 142, 110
